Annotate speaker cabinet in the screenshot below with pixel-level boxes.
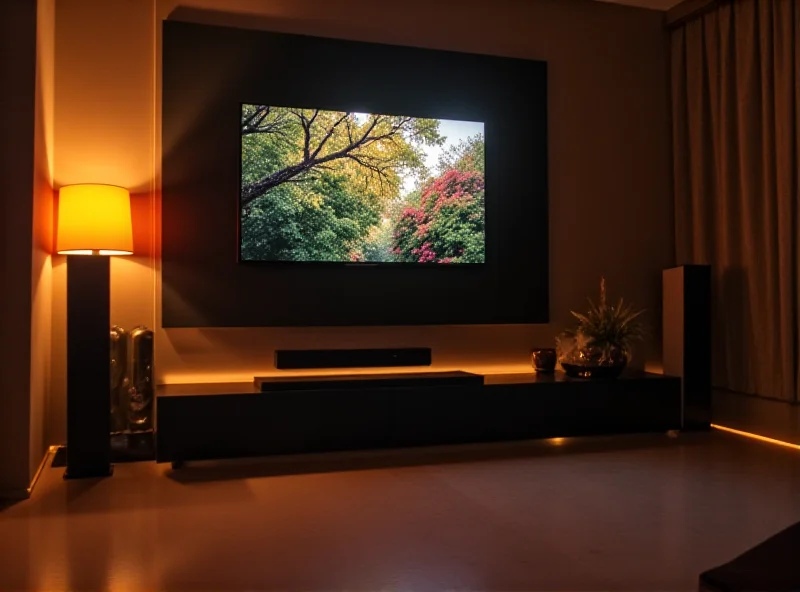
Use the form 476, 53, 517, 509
275, 348, 432, 370
663, 265, 711, 430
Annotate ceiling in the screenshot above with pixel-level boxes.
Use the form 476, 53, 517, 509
592, 0, 682, 9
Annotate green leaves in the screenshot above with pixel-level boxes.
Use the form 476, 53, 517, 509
437, 134, 485, 176
569, 277, 645, 357
242, 171, 383, 262
239, 105, 484, 263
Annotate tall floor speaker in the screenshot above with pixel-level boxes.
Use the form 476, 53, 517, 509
663, 265, 711, 430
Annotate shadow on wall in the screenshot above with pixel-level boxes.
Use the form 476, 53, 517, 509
164, 5, 524, 55
161, 5, 482, 161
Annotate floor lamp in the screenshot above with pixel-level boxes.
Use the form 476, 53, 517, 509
56, 184, 133, 479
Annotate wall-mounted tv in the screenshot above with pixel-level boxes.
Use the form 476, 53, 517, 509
239, 105, 485, 265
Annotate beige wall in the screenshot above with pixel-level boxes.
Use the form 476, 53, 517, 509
50, 0, 157, 445
49, 0, 673, 442
30, 0, 55, 479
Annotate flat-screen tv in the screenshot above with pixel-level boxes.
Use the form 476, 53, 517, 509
239, 104, 485, 265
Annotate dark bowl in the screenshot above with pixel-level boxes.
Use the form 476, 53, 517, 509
561, 361, 627, 379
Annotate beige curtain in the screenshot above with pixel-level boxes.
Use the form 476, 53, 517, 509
671, 0, 800, 401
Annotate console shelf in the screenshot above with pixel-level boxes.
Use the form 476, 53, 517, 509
155, 370, 681, 466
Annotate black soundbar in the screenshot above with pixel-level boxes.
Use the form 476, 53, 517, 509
275, 347, 432, 370
254, 371, 480, 392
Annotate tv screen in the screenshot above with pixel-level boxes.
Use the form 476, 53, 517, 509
239, 104, 485, 265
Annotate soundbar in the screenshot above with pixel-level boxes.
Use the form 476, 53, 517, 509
275, 347, 432, 370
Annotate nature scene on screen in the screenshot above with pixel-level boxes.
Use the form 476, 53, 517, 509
240, 104, 485, 264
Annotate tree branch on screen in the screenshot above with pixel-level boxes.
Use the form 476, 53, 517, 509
240, 110, 418, 207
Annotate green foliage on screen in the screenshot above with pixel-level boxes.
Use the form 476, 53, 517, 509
240, 105, 485, 264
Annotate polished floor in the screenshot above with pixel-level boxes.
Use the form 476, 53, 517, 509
2, 431, 800, 591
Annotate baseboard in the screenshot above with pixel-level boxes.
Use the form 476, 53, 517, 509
26, 446, 57, 495
713, 389, 800, 444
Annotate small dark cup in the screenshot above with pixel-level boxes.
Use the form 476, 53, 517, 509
531, 348, 557, 373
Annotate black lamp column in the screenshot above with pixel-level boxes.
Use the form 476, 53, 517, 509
64, 255, 113, 479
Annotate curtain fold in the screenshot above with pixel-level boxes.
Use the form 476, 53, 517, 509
671, 0, 800, 401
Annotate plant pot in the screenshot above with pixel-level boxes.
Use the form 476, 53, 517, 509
560, 359, 627, 379
556, 333, 628, 379
531, 348, 557, 373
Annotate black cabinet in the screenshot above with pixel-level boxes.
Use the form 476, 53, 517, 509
390, 384, 484, 447
156, 371, 681, 465
483, 375, 681, 440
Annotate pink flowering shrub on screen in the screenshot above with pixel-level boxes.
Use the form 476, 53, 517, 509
392, 169, 485, 264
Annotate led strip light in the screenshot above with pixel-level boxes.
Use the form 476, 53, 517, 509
711, 424, 800, 451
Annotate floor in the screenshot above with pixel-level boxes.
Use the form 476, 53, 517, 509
2, 431, 800, 591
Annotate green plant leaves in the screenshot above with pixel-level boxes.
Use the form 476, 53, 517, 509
568, 278, 645, 356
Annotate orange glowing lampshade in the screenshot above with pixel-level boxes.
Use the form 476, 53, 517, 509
56, 184, 133, 255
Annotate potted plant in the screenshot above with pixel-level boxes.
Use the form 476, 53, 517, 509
556, 277, 645, 379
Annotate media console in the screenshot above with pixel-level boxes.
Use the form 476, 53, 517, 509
155, 370, 681, 468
